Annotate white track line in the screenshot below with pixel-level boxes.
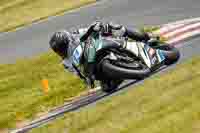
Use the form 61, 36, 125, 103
160, 21, 200, 36
155, 23, 187, 35
155, 18, 200, 35
152, 17, 200, 46
163, 17, 200, 26
163, 22, 200, 39
167, 28, 200, 45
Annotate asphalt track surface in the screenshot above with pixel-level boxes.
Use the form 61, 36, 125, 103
4, 0, 200, 132
0, 0, 200, 64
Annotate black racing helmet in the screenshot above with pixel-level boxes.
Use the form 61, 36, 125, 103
49, 30, 71, 58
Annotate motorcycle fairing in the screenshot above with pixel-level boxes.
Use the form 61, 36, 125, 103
72, 44, 83, 66
72, 34, 104, 66
156, 49, 165, 62
134, 42, 165, 68
72, 33, 166, 69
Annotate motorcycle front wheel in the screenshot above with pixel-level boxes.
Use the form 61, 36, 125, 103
156, 44, 180, 65
100, 59, 151, 80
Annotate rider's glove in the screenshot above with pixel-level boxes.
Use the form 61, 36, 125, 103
147, 33, 160, 47
103, 22, 123, 34
147, 32, 160, 40
90, 21, 103, 32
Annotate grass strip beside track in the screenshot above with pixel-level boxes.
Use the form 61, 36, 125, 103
0, 0, 95, 32
31, 56, 200, 133
0, 52, 87, 130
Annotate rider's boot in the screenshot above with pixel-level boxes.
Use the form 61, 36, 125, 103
84, 63, 96, 88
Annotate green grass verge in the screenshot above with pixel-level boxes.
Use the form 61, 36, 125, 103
140, 26, 160, 33
0, 52, 87, 130
0, 0, 95, 32
30, 56, 200, 133
0, 0, 95, 129
141, 26, 167, 42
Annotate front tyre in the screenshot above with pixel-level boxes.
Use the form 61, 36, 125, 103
157, 44, 180, 65
100, 59, 151, 80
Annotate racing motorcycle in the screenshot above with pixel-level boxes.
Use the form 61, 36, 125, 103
72, 31, 180, 92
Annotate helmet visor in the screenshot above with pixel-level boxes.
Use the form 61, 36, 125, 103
52, 41, 68, 59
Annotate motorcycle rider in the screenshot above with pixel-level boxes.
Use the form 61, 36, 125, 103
49, 21, 157, 88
